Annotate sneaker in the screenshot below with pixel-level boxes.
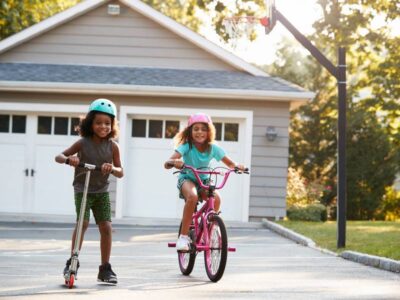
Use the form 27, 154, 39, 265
97, 262, 118, 284
63, 258, 79, 277
176, 235, 191, 251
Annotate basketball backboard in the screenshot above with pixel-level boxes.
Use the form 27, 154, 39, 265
264, 0, 276, 34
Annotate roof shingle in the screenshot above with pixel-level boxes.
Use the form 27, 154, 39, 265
0, 63, 306, 93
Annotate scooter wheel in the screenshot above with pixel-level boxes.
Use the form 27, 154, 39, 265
67, 274, 75, 289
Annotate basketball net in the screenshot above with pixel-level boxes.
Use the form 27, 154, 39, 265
222, 16, 259, 48
223, 16, 268, 48
223, 0, 275, 48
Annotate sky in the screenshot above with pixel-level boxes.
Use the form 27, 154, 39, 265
199, 0, 322, 66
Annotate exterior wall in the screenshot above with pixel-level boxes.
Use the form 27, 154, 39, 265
0, 92, 290, 220
0, 2, 235, 71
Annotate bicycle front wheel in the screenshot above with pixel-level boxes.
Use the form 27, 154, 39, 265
204, 215, 227, 282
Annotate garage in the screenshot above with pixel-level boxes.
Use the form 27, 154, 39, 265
0, 103, 87, 216
117, 106, 252, 222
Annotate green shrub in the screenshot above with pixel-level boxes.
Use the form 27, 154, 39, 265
375, 186, 400, 221
287, 203, 327, 222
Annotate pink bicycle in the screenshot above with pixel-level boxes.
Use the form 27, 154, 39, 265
168, 164, 249, 282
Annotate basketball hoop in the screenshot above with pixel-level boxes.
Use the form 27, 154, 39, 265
223, 16, 266, 42
223, 0, 276, 46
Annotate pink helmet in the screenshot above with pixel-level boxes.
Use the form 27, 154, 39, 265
187, 113, 212, 127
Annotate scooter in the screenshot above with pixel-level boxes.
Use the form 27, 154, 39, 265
64, 160, 100, 288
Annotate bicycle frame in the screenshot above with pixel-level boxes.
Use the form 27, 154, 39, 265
168, 164, 243, 252
183, 165, 237, 251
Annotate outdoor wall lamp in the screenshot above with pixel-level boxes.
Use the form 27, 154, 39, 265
266, 126, 277, 141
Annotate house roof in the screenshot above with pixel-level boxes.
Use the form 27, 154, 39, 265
0, 0, 314, 102
0, 63, 314, 101
0, 0, 267, 77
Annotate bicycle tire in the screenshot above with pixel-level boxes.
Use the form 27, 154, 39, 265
177, 223, 196, 275
204, 215, 227, 282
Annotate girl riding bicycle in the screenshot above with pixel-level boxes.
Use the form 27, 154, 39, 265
55, 98, 123, 284
164, 112, 246, 251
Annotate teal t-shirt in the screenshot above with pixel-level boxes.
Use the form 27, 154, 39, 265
176, 142, 226, 181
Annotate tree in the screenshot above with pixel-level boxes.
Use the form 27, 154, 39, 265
0, 0, 81, 41
346, 104, 398, 219
268, 0, 400, 218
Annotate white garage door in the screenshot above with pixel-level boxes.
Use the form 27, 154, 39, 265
0, 110, 84, 216
123, 114, 246, 221
0, 114, 30, 213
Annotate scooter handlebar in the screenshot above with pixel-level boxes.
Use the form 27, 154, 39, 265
65, 158, 102, 171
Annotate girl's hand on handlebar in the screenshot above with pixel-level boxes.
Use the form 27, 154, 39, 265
165, 159, 184, 169
235, 164, 249, 174
101, 163, 114, 175
66, 156, 80, 167
236, 164, 246, 171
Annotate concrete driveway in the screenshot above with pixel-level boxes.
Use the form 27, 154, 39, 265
0, 221, 399, 299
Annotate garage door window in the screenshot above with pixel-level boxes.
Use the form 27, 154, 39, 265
132, 119, 146, 137
38, 116, 80, 136
214, 122, 239, 142
131, 119, 180, 139
0, 114, 26, 134
149, 120, 162, 138
165, 121, 179, 139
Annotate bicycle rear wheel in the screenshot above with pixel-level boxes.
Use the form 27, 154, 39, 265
204, 215, 227, 282
178, 223, 196, 275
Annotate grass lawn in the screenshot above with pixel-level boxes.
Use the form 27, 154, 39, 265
276, 220, 400, 261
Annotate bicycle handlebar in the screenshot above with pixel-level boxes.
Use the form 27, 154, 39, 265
172, 164, 249, 190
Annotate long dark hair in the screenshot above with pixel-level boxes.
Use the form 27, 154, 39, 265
77, 111, 119, 138
174, 122, 216, 151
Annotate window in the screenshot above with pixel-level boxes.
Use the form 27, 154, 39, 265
38, 116, 52, 134
54, 117, 68, 135
213, 121, 239, 142
0, 115, 27, 134
38, 116, 80, 135
165, 120, 179, 139
70, 118, 80, 136
149, 120, 162, 138
11, 115, 26, 133
0, 114, 10, 132
131, 118, 180, 139
214, 122, 222, 141
224, 123, 239, 141
132, 119, 146, 137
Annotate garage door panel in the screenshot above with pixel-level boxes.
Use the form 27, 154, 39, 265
0, 144, 26, 213
33, 145, 75, 214
126, 147, 180, 218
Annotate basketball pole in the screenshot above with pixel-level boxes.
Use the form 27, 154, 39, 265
273, 9, 347, 248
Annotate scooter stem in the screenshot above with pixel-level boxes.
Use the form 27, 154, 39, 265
72, 169, 91, 258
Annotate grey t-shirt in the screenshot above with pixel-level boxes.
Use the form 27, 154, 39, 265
73, 137, 113, 193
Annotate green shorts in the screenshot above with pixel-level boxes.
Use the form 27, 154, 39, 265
74, 192, 111, 224
177, 177, 210, 199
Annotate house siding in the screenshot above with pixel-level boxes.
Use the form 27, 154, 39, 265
0, 3, 235, 71
0, 92, 289, 221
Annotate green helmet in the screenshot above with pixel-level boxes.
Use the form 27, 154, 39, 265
89, 98, 116, 117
